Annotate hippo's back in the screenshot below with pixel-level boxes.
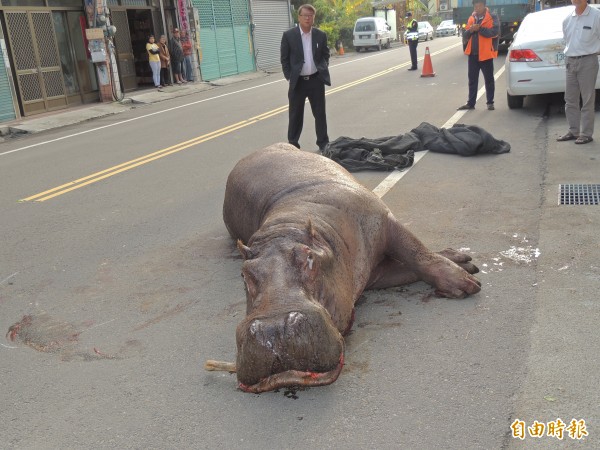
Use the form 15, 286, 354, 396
223, 143, 373, 242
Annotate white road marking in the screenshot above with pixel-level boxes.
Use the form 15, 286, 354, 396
372, 64, 506, 198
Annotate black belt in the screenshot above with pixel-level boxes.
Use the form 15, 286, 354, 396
300, 72, 319, 81
569, 54, 595, 59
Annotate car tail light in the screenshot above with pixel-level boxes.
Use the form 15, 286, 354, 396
509, 49, 542, 62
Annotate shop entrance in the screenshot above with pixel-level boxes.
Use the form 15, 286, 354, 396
112, 8, 156, 90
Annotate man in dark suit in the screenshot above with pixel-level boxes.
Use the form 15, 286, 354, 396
280, 4, 331, 151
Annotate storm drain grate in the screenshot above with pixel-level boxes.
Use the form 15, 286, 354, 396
559, 184, 600, 205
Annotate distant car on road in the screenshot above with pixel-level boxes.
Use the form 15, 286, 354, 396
505, 4, 600, 109
406, 21, 434, 42
436, 20, 457, 37
417, 21, 434, 41
353, 17, 392, 52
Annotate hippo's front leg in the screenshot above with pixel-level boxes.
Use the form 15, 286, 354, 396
381, 213, 481, 298
366, 249, 478, 290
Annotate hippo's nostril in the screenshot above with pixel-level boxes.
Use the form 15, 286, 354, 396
236, 306, 343, 387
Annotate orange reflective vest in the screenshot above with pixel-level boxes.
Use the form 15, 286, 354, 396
464, 8, 498, 61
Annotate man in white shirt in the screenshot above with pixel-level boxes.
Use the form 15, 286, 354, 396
558, 0, 600, 144
281, 4, 331, 151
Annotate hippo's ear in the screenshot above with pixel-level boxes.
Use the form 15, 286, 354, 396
237, 239, 253, 260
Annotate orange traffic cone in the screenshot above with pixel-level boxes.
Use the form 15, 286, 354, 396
339, 42, 345, 56
421, 47, 435, 77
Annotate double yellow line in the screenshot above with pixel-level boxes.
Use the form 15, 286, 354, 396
20, 106, 287, 202
22, 43, 460, 202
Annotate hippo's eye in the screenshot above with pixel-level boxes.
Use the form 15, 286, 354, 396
241, 271, 257, 299
307, 254, 314, 270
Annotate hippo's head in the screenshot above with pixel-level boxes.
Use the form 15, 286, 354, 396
234, 222, 345, 393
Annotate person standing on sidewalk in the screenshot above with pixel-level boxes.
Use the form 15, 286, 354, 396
181, 30, 195, 82
280, 3, 331, 151
146, 35, 162, 90
158, 35, 172, 86
405, 12, 419, 71
557, 0, 600, 145
169, 28, 186, 85
457, 0, 499, 111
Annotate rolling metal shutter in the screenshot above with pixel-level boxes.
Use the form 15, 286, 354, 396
250, 0, 291, 72
193, 0, 255, 81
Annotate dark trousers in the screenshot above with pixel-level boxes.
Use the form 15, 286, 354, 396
408, 40, 418, 69
288, 76, 329, 149
467, 54, 495, 106
172, 60, 183, 75
160, 67, 171, 86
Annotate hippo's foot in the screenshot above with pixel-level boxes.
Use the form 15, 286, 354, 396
437, 248, 479, 275
417, 249, 481, 299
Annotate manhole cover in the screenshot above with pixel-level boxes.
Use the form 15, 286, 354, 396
559, 184, 600, 205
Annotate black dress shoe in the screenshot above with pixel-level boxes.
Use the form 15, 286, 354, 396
457, 103, 474, 110
407, 67, 418, 71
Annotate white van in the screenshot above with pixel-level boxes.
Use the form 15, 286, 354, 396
353, 17, 391, 52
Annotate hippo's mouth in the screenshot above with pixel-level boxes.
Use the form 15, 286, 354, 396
238, 349, 345, 394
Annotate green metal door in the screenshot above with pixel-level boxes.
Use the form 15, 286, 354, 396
193, 0, 255, 81
0, 29, 17, 122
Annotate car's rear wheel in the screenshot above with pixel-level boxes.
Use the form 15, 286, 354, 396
507, 92, 525, 109
356, 47, 361, 52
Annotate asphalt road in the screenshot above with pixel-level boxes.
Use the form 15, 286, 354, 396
1, 37, 598, 449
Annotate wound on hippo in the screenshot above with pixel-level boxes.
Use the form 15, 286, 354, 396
207, 143, 481, 393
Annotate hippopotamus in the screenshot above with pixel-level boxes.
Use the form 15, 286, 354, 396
222, 143, 480, 393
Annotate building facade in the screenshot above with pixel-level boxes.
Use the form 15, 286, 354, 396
0, 0, 292, 124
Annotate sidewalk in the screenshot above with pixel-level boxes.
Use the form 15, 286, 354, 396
0, 70, 272, 141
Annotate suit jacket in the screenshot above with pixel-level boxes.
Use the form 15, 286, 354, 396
280, 26, 331, 90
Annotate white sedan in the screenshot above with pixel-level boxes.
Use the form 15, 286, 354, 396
418, 21, 434, 41
505, 4, 600, 109
436, 20, 457, 37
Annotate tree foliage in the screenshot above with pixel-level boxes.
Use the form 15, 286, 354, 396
405, 0, 429, 16
290, 0, 372, 48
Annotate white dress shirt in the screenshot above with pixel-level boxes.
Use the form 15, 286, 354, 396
300, 28, 316, 76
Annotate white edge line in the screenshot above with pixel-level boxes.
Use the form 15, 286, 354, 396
372, 151, 429, 198
0, 80, 284, 157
